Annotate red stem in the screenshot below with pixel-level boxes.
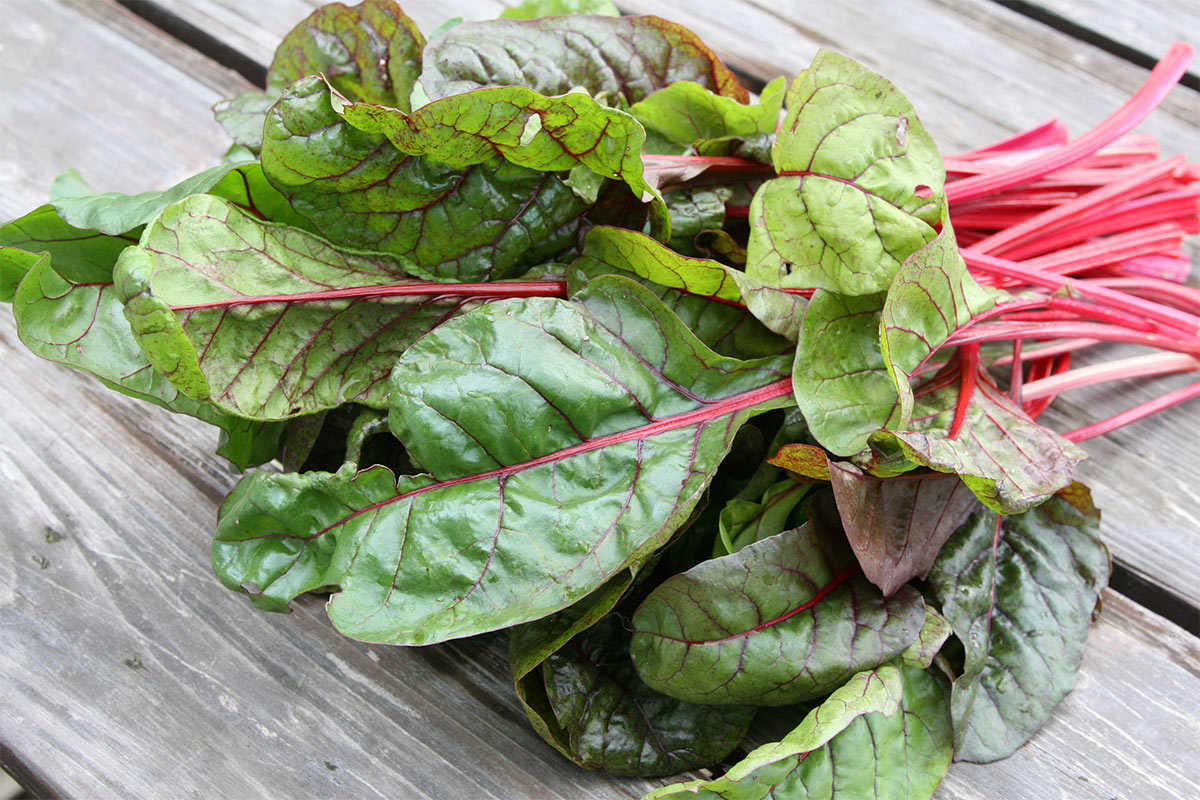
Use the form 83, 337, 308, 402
945, 42, 1194, 203
1065, 379, 1200, 441
170, 280, 569, 310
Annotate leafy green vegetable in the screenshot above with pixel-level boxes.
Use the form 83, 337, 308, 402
630, 510, 925, 705
927, 484, 1109, 762
212, 277, 791, 644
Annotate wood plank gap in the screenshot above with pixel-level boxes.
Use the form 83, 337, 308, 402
113, 0, 268, 88
986, 0, 1200, 91
1111, 562, 1200, 635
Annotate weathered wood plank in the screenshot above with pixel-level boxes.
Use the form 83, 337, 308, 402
144, 0, 509, 71
618, 0, 1200, 615
0, 0, 246, 222
1012, 0, 1200, 85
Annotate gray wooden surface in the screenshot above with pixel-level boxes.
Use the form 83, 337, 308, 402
1, 0, 1198, 798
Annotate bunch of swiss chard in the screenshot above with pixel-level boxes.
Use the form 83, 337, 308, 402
2, 0, 1196, 794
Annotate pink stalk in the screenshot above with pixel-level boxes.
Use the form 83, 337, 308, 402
1019, 222, 1187, 276
989, 338, 1100, 367
1021, 352, 1200, 400
949, 118, 1069, 161
969, 155, 1187, 254
1065, 379, 1200, 441
945, 42, 1194, 203
947, 320, 1200, 356
962, 250, 1200, 335
1087, 277, 1200, 312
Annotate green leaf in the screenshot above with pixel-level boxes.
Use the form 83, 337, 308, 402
327, 79, 667, 229
112, 193, 484, 419
11, 256, 281, 469
879, 224, 997, 425
577, 225, 806, 342
630, 77, 784, 153
927, 484, 1109, 762
211, 276, 792, 644
791, 290, 896, 456
665, 188, 730, 255
901, 608, 953, 669
0, 205, 138, 286
540, 614, 756, 776
419, 15, 748, 105
50, 163, 253, 236
266, 0, 425, 111
501, 0, 621, 18
873, 371, 1087, 513
715, 477, 810, 556
630, 512, 925, 705
745, 50, 944, 295
261, 77, 589, 281
827, 462, 979, 595
213, 91, 275, 153
645, 663, 953, 800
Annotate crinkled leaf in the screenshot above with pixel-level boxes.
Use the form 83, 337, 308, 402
112, 194, 483, 419
792, 290, 896, 456
540, 615, 755, 777
927, 484, 1109, 762
645, 663, 952, 800
767, 442, 832, 481
327, 79, 667, 230
12, 256, 281, 469
501, 0, 621, 18
266, 0, 424, 111
212, 276, 791, 644
828, 461, 979, 595
715, 477, 810, 556
630, 513, 924, 705
577, 225, 806, 342
880, 224, 997, 425
419, 15, 747, 105
630, 77, 784, 155
746, 50, 944, 295
901, 607, 953, 669
261, 77, 589, 281
665, 188, 730, 255
874, 370, 1086, 513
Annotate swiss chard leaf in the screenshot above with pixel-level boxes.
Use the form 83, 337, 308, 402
501, 0, 621, 18
645, 663, 953, 800
927, 484, 1109, 763
418, 15, 748, 105
112, 193, 480, 419
827, 462, 980, 595
630, 512, 924, 705
714, 477, 810, 556
261, 77, 589, 281
266, 0, 424, 110
12, 255, 282, 469
211, 276, 792, 644
0, 205, 135, 289
541, 615, 756, 777
576, 225, 806, 342
327, 79, 668, 229
873, 369, 1087, 513
745, 50, 944, 295
629, 77, 785, 156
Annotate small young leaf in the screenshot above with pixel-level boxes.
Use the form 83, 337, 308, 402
500, 0, 621, 18
715, 478, 810, 556
630, 77, 785, 153
927, 484, 1109, 762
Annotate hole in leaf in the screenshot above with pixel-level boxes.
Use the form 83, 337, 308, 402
914, 184, 933, 198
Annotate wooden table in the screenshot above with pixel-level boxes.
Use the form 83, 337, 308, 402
1, 1, 1197, 797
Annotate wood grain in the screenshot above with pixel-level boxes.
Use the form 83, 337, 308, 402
2, 1, 1199, 798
